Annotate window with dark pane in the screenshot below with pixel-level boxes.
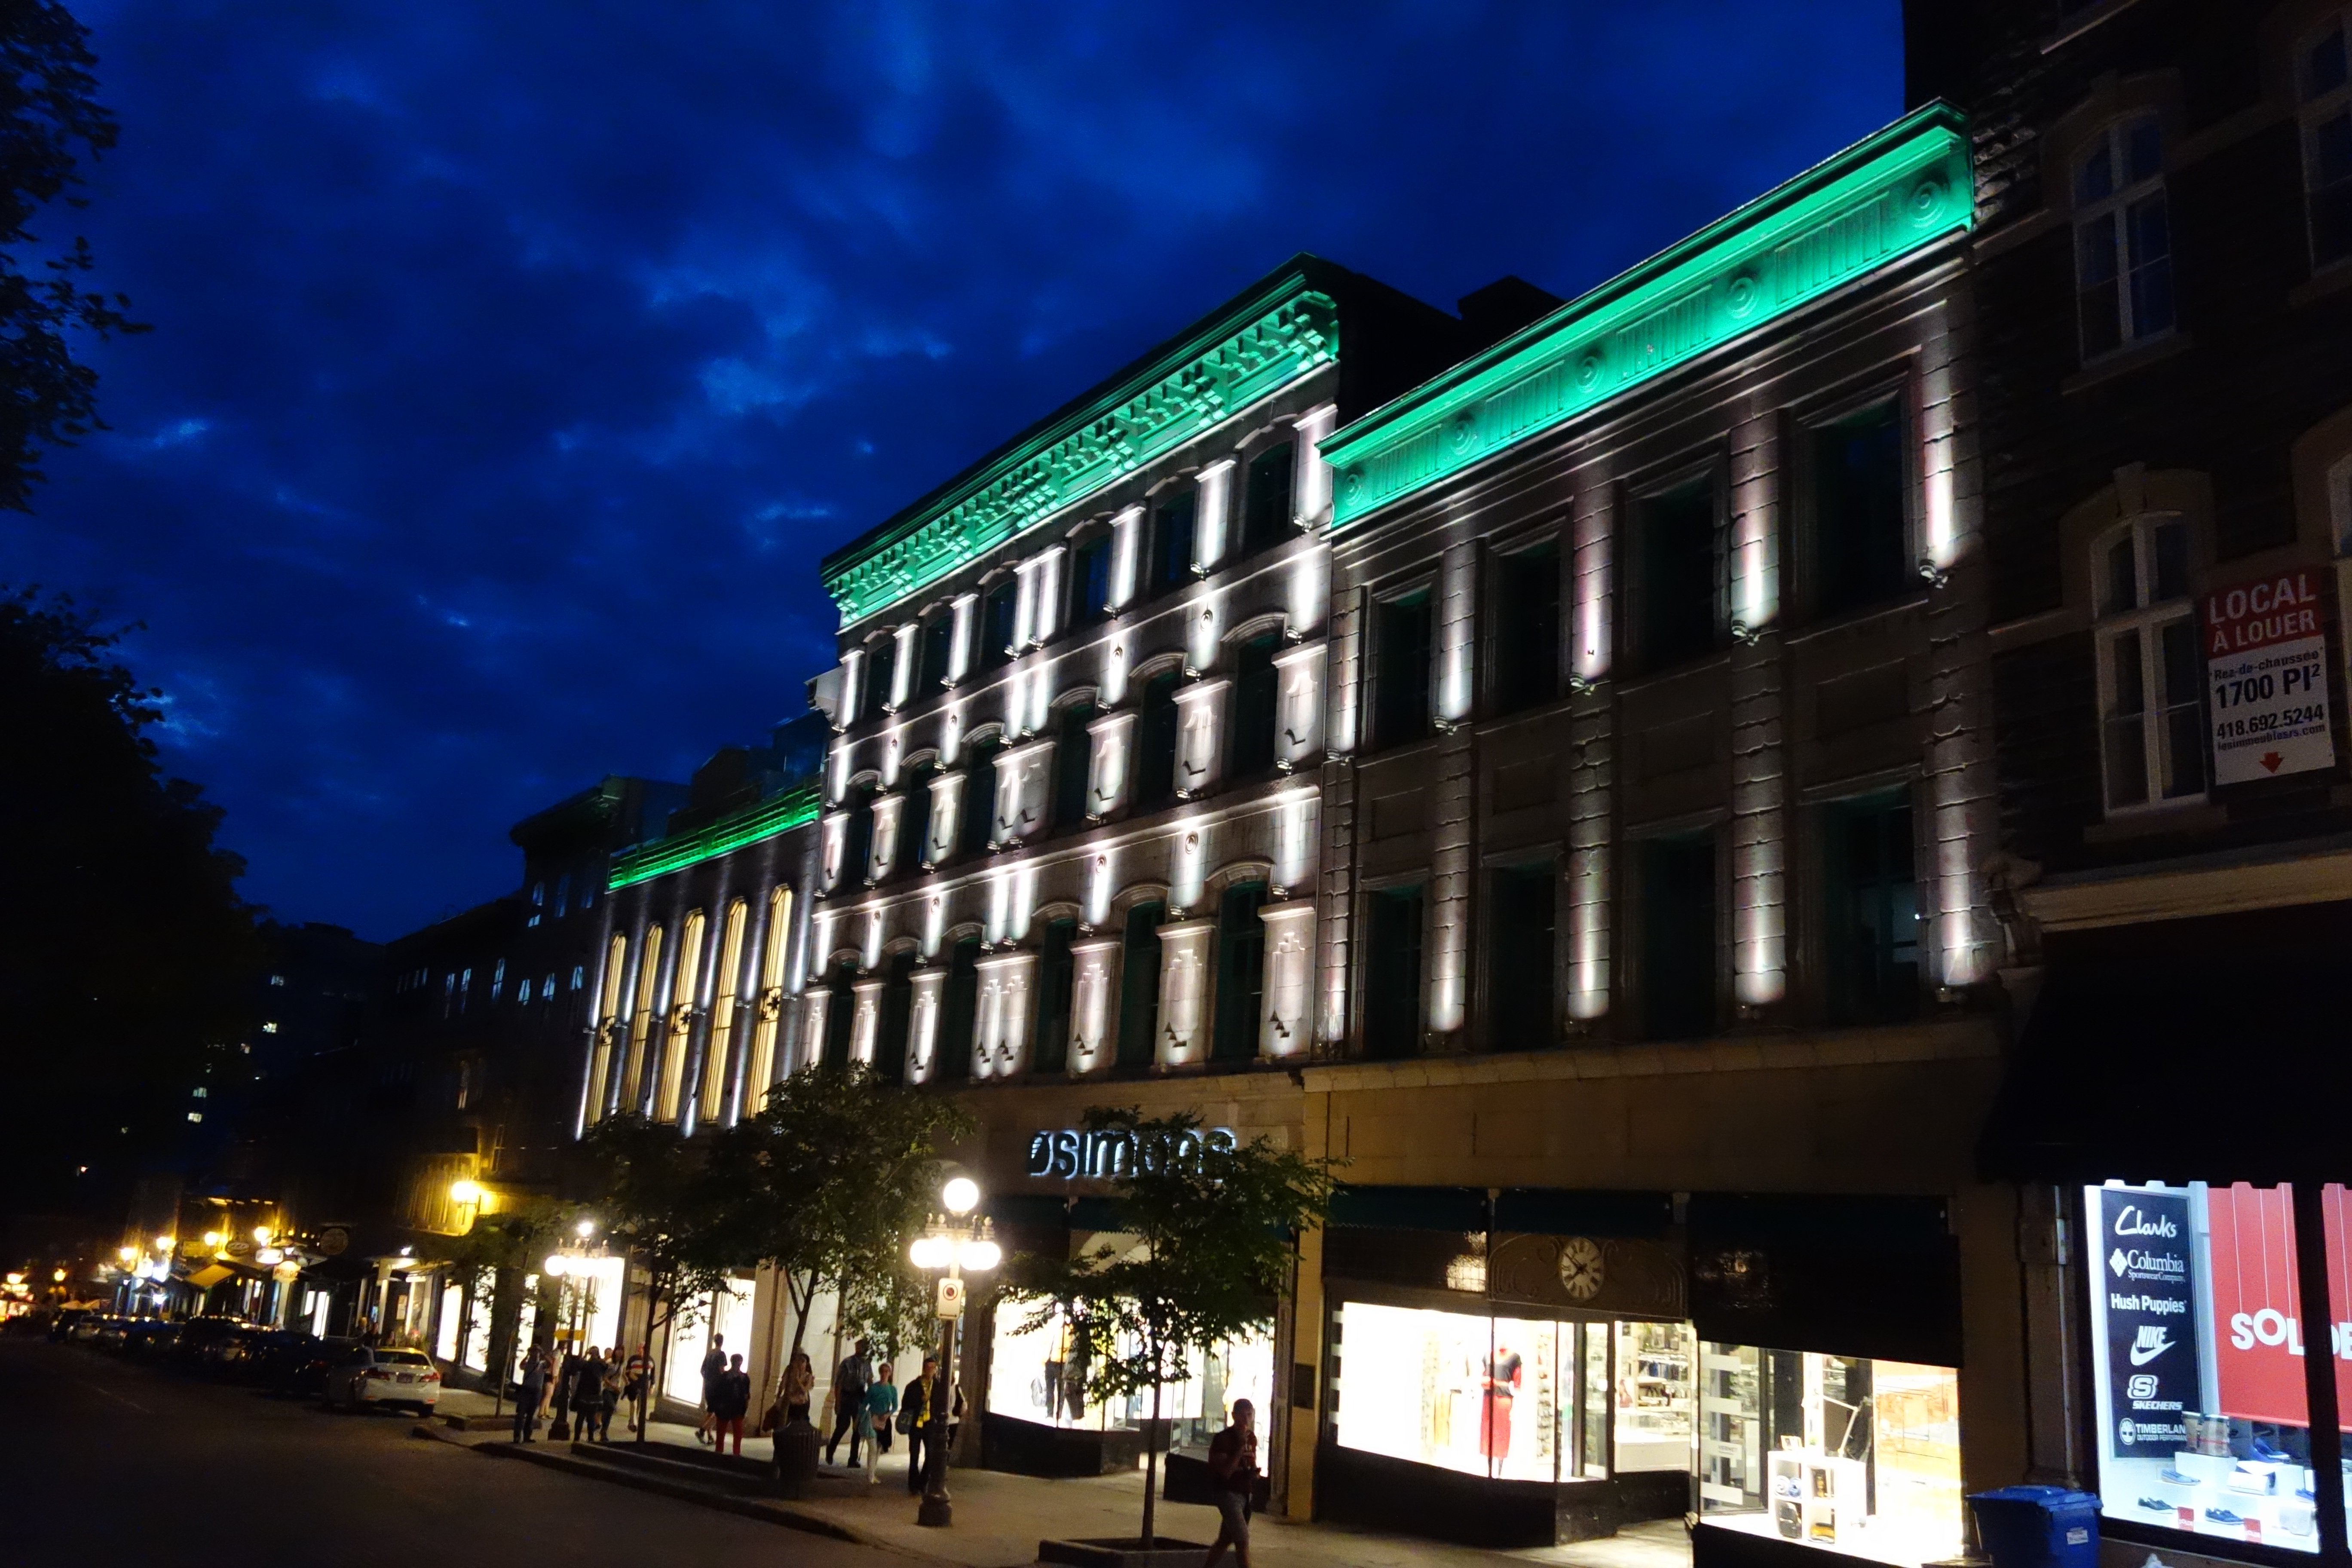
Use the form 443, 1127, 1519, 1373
1032, 919, 1076, 1075
1372, 590, 1433, 749
901, 761, 935, 870
1363, 885, 1425, 1060
979, 579, 1018, 672
823, 961, 857, 1069
919, 614, 955, 691
2074, 116, 2172, 358
1639, 479, 1718, 668
1822, 792, 1920, 1026
2096, 518, 2202, 813
842, 782, 875, 885
1069, 533, 1113, 628
958, 738, 1001, 855
2306, 17, 2352, 267
1151, 492, 1197, 596
1135, 672, 1182, 811
1213, 882, 1269, 1062
1487, 862, 1556, 1050
1493, 541, 1561, 714
937, 938, 980, 1081
1228, 634, 1281, 778
1638, 833, 1715, 1040
1052, 702, 1096, 829
1812, 401, 1908, 617
877, 950, 916, 1083
1117, 902, 1166, 1069
1242, 442, 1295, 557
864, 636, 897, 719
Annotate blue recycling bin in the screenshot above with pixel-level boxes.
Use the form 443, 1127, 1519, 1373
1969, 1486, 2102, 1568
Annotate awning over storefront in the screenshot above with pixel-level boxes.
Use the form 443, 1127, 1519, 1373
1688, 1193, 1960, 1366
1327, 1184, 1486, 1231
1978, 903, 2352, 1188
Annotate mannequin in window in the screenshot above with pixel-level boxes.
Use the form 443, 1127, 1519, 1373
1481, 1340, 1525, 1461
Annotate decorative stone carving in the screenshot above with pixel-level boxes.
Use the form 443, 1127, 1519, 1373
1155, 918, 1215, 1066
1257, 900, 1315, 1058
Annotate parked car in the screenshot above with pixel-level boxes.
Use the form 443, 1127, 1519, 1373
123, 1319, 182, 1357
275, 1335, 355, 1399
165, 1316, 251, 1369
66, 1312, 113, 1344
242, 1329, 313, 1386
91, 1316, 133, 1350
47, 1308, 92, 1341
320, 1345, 440, 1415
201, 1325, 270, 1375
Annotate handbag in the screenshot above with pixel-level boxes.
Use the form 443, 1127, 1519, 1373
896, 1404, 917, 1434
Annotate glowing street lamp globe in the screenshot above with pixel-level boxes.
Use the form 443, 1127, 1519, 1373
940, 1176, 980, 1216
908, 1233, 952, 1270
956, 1236, 1001, 1272
543, 1253, 570, 1278
448, 1179, 483, 1207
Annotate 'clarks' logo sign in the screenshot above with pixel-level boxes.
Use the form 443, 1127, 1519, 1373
2113, 1205, 2180, 1239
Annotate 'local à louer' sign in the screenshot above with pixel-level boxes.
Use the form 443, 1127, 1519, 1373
2204, 567, 2335, 786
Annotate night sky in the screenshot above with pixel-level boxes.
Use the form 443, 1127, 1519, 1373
9, 1, 1902, 941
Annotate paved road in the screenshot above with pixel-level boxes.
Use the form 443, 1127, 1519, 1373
0, 1338, 902, 1566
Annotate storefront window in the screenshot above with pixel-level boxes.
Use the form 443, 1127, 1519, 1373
1698, 1343, 1960, 1566
2085, 1182, 2317, 1554
987, 1298, 1272, 1452
1332, 1301, 1684, 1484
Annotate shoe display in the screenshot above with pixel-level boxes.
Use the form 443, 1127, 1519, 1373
2159, 1469, 2202, 1486
2251, 1436, 2293, 1462
2230, 1463, 2278, 1494
2204, 1507, 2244, 1525
2138, 1498, 2172, 1512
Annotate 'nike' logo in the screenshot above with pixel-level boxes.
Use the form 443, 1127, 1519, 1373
2130, 1334, 2174, 1366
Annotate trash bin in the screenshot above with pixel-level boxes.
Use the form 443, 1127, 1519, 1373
1969, 1486, 2101, 1568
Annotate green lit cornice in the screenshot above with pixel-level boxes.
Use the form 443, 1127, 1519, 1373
819, 266, 1339, 628
606, 780, 821, 892
1321, 102, 1972, 527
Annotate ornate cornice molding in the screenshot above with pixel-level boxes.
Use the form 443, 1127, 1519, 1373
1320, 101, 1973, 529
820, 277, 1339, 628
606, 778, 822, 892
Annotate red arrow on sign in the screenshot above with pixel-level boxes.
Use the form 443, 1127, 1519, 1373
2261, 751, 2285, 772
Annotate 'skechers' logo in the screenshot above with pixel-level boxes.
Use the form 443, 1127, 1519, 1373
2130, 1325, 2176, 1366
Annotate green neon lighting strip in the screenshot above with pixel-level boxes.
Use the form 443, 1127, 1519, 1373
606, 780, 823, 891
820, 273, 1338, 628
1321, 102, 1972, 527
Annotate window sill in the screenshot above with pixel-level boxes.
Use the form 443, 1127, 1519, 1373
2288, 259, 2352, 310
2081, 802, 2226, 844
2061, 331, 2192, 395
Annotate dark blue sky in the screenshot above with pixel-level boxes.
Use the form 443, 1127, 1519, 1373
12, 1, 1902, 941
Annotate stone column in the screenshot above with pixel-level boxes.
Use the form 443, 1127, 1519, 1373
1155, 917, 1216, 1066
1727, 402, 1785, 1019
819, 808, 850, 893
1087, 710, 1136, 820
1173, 678, 1230, 799
906, 965, 947, 1084
1258, 900, 1315, 1059
1271, 642, 1325, 772
796, 988, 830, 1074
1067, 936, 1122, 1075
924, 771, 958, 867
995, 737, 1054, 845
973, 949, 1037, 1080
868, 793, 904, 883
849, 978, 883, 1067
1567, 475, 1614, 1027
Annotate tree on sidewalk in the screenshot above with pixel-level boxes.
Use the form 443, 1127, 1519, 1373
1005, 1107, 1337, 1550
572, 1113, 734, 1441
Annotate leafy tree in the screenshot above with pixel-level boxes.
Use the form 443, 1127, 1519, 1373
1008, 1107, 1337, 1549
573, 1113, 734, 1441
439, 1196, 578, 1412
1, 2, 147, 510
0, 588, 258, 1223
704, 1064, 974, 1402
839, 1254, 935, 1369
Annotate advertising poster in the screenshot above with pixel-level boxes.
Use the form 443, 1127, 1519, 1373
2098, 1187, 2198, 1455
2204, 569, 2336, 786
2208, 1184, 2352, 1427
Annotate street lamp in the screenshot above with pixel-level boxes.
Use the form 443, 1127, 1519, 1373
907, 1171, 998, 1528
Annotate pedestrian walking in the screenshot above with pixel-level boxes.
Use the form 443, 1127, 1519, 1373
551, 1342, 580, 1437
824, 1338, 872, 1467
569, 1346, 606, 1443
708, 1352, 752, 1455
901, 1354, 936, 1496
596, 1349, 622, 1442
1202, 1398, 1259, 1568
623, 1343, 652, 1434
511, 1345, 550, 1444
696, 1333, 728, 1445
862, 1360, 899, 1484
783, 1348, 815, 1424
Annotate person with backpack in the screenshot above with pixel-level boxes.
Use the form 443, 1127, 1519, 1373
1203, 1398, 1259, 1568
825, 1338, 872, 1467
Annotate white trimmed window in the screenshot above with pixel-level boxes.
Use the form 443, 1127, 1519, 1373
2073, 114, 2174, 359
2094, 515, 2203, 812
2300, 13, 2352, 270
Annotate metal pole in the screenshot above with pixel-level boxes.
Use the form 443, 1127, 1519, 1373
917, 1252, 964, 1526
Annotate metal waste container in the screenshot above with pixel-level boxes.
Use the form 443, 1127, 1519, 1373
1968, 1485, 2101, 1568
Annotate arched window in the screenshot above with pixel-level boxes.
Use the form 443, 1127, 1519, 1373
2299, 13, 2352, 268
2094, 515, 2203, 811
702, 900, 749, 1122
959, 737, 1001, 855
657, 911, 706, 1121
2073, 113, 2173, 358
745, 885, 792, 1105
1052, 702, 1096, 829
620, 924, 663, 1112
585, 940, 630, 1124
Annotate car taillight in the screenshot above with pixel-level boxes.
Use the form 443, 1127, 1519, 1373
361, 1367, 389, 1379
423, 1371, 440, 1382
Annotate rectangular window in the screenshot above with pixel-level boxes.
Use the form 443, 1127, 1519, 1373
1822, 792, 1920, 1026
1372, 591, 1434, 750
1031, 920, 1075, 1075
2076, 116, 2173, 358
1812, 401, 1909, 618
1639, 833, 1715, 1040
1116, 902, 1166, 1069
919, 614, 955, 691
1241, 442, 1294, 557
1363, 885, 1425, 1059
1487, 863, 1556, 1050
876, 951, 916, 1084
2098, 518, 2203, 812
2084, 1182, 2319, 1555
1052, 704, 1095, 829
1227, 635, 1280, 778
864, 637, 897, 719
1212, 882, 1268, 1062
1492, 541, 1561, 714
842, 785, 875, 885
936, 938, 980, 1081
1640, 478, 1718, 668
979, 581, 1018, 673
1150, 492, 1197, 597
902, 763, 935, 867
1135, 673, 1181, 812
1698, 1342, 1963, 1562
2303, 19, 2352, 267
958, 742, 1000, 855
1069, 534, 1113, 629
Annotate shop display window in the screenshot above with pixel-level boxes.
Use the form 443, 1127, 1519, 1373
987, 1298, 1271, 1451
1698, 1342, 1960, 1567
1331, 1301, 1683, 1484
2084, 1182, 2318, 1554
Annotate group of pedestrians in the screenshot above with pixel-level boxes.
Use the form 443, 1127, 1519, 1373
806, 1337, 963, 1491
509, 1341, 654, 1445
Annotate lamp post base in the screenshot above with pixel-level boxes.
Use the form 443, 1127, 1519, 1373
916, 1488, 953, 1528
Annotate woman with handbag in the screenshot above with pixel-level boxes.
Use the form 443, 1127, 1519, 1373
862, 1361, 899, 1484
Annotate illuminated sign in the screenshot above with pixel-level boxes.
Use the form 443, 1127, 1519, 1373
1025, 1125, 1237, 1181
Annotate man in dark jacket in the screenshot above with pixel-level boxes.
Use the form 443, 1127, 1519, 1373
825, 1338, 873, 1467
696, 1334, 728, 1445
901, 1354, 937, 1495
710, 1353, 753, 1455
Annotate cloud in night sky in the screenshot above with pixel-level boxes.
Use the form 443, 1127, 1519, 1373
6, 0, 1902, 939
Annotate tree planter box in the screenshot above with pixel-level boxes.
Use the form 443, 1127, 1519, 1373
981, 1411, 1144, 1477
1037, 1538, 1213, 1568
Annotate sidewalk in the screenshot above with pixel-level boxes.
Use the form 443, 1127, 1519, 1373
420, 1392, 1694, 1568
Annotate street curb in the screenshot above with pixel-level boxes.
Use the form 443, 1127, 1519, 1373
409, 1421, 941, 1560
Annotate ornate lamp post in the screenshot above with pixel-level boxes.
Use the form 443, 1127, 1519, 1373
908, 1173, 999, 1528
